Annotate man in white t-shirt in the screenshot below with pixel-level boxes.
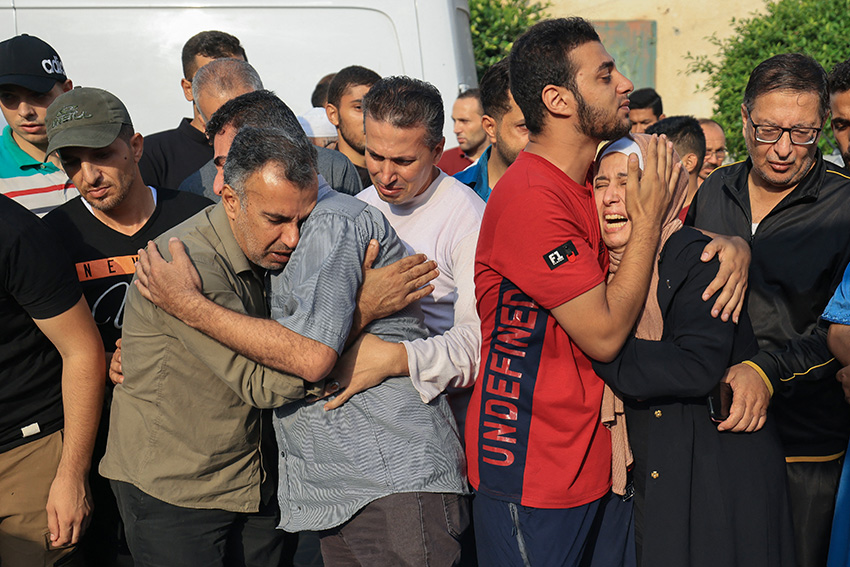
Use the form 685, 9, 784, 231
327, 76, 484, 434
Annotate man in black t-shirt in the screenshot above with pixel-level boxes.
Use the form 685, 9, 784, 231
43, 86, 210, 566
138, 30, 247, 190
0, 194, 105, 566
45, 87, 211, 355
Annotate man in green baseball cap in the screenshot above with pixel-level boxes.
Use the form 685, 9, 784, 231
42, 86, 210, 566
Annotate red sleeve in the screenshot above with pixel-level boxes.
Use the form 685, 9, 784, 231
487, 182, 605, 310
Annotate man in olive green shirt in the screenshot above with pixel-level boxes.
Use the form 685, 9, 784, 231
100, 202, 315, 566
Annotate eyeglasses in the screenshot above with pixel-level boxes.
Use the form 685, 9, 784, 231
705, 149, 727, 160
749, 116, 821, 145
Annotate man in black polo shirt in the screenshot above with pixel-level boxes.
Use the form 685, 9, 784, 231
686, 53, 850, 567
0, 194, 104, 566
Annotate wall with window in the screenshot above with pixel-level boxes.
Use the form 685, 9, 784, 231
548, 0, 768, 120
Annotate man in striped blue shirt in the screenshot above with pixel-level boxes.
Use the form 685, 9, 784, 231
0, 34, 76, 216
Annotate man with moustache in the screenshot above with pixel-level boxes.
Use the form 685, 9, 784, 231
686, 53, 850, 567
698, 118, 727, 187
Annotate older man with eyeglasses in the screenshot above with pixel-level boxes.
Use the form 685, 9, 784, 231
685, 53, 850, 567
697, 118, 727, 187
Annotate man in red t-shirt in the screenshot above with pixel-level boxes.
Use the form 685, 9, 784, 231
465, 17, 752, 566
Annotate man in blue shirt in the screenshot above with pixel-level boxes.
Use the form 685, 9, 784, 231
454, 58, 528, 201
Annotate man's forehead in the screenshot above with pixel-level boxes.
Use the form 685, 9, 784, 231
0, 83, 46, 96
455, 97, 482, 115
749, 89, 822, 116
571, 41, 613, 73
831, 90, 850, 112
59, 142, 113, 157
366, 117, 428, 143
703, 122, 725, 136
343, 83, 372, 100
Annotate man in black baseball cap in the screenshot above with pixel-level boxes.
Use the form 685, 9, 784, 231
0, 34, 75, 215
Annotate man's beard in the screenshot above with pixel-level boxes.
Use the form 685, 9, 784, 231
575, 88, 630, 141
339, 119, 365, 155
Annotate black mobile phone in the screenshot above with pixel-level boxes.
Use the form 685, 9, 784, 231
708, 381, 733, 423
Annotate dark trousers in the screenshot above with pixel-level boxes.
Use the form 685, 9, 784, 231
580, 491, 636, 567
111, 480, 296, 567
318, 492, 470, 566
473, 490, 601, 567
787, 459, 844, 567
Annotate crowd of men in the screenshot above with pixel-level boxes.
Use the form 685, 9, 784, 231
2, 17, 850, 567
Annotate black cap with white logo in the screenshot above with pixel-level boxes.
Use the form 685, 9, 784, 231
0, 34, 66, 93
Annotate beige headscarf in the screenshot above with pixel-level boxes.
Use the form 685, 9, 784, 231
595, 133, 690, 495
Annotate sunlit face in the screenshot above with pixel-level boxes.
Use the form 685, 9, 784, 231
364, 116, 443, 205
213, 124, 238, 196
328, 83, 372, 155
0, 81, 72, 147
593, 152, 633, 254
831, 89, 850, 168
742, 89, 823, 192
452, 96, 487, 154
629, 107, 659, 134
570, 42, 634, 141
59, 134, 143, 212
700, 121, 727, 181
223, 162, 318, 271
492, 92, 529, 166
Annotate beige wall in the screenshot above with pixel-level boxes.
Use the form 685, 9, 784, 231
548, 0, 768, 119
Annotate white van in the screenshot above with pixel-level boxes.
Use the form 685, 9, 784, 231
0, 0, 477, 138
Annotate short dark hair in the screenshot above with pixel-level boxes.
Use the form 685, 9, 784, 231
327, 65, 381, 109
224, 127, 317, 201
646, 115, 705, 173
743, 53, 829, 120
207, 90, 305, 146
117, 123, 135, 143
828, 58, 850, 96
181, 31, 246, 79
509, 17, 600, 135
458, 88, 481, 102
362, 76, 444, 149
311, 73, 336, 107
480, 58, 513, 119
629, 88, 663, 117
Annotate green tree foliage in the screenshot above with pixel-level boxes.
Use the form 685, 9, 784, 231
687, 0, 850, 160
469, 0, 550, 81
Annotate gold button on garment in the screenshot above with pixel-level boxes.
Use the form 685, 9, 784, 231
654, 409, 662, 418
651, 471, 660, 479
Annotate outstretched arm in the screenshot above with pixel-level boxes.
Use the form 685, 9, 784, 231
135, 238, 335, 382
35, 297, 105, 548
